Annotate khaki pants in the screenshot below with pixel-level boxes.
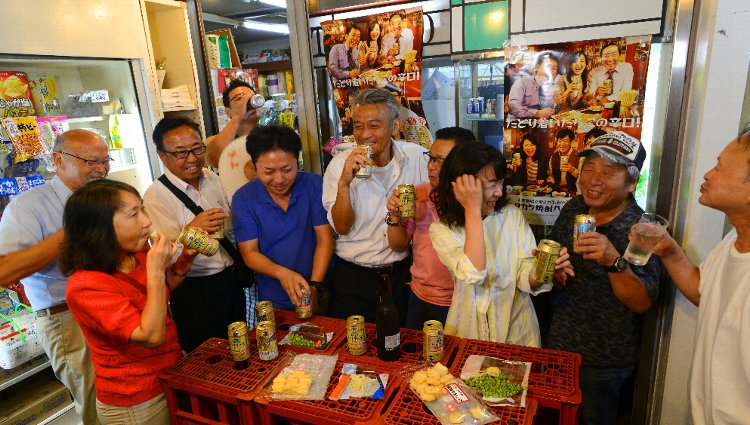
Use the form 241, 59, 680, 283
36, 309, 100, 425
96, 394, 169, 425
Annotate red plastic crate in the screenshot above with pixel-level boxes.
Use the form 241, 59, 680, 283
334, 323, 460, 372
375, 381, 537, 425
274, 310, 347, 355
450, 338, 582, 425
159, 338, 287, 425
252, 355, 402, 425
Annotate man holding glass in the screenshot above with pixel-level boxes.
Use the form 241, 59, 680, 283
545, 131, 661, 425
651, 123, 750, 423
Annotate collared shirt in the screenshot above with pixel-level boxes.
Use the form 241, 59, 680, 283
406, 183, 454, 306
328, 43, 359, 80
322, 140, 428, 267
547, 195, 661, 366
143, 168, 234, 277
507, 75, 558, 120
232, 172, 329, 310
430, 205, 551, 346
0, 176, 70, 310
586, 62, 635, 102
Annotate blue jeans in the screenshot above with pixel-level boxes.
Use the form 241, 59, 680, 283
579, 365, 631, 425
405, 289, 450, 330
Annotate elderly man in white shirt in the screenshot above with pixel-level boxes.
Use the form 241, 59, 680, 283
587, 42, 634, 104
322, 88, 428, 323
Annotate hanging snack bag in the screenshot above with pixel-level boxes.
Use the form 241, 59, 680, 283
2, 117, 48, 163
28, 74, 62, 117
0, 72, 36, 118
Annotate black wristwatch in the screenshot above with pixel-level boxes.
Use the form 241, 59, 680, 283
385, 212, 402, 226
605, 256, 629, 272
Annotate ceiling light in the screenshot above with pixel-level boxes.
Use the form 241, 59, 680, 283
242, 20, 289, 34
259, 0, 286, 8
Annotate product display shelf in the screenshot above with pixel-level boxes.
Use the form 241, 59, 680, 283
0, 354, 50, 391
38, 401, 76, 425
450, 338, 582, 425
273, 310, 347, 355
158, 338, 286, 425
252, 355, 402, 425
375, 382, 537, 425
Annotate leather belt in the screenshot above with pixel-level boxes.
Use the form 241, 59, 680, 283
36, 303, 69, 317
335, 256, 394, 275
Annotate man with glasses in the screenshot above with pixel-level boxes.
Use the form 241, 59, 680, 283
205, 80, 261, 171
384, 127, 475, 329
0, 129, 108, 424
322, 88, 428, 323
143, 117, 246, 352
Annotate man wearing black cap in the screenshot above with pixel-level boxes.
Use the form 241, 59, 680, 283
544, 131, 662, 425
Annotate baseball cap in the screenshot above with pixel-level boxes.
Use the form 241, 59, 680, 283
576, 131, 646, 171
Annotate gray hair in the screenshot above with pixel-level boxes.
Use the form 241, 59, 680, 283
583, 148, 641, 184
349, 88, 399, 123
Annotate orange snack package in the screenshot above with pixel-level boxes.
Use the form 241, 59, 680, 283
1, 117, 48, 163
0, 72, 36, 118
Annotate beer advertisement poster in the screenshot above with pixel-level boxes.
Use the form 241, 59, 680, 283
503, 36, 652, 225
321, 7, 432, 147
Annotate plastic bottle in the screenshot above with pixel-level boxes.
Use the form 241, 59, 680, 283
375, 276, 401, 361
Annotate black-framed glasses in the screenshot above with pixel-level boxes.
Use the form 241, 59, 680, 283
57, 151, 113, 167
423, 151, 446, 165
159, 145, 207, 160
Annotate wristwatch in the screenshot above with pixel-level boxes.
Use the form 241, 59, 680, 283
385, 212, 401, 227
605, 256, 629, 272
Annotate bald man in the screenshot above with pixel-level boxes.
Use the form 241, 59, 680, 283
0, 129, 108, 424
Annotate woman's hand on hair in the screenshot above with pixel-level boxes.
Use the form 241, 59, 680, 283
452, 174, 483, 214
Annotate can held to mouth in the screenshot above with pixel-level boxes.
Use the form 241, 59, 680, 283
295, 288, 313, 319
228, 321, 250, 363
533, 239, 561, 284
398, 184, 416, 218
573, 214, 596, 251
355, 144, 373, 178
423, 320, 444, 362
256, 300, 276, 327
256, 321, 279, 361
178, 227, 219, 257
346, 315, 367, 355
247, 94, 266, 110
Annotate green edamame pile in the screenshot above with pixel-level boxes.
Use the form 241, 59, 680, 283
465, 372, 524, 399
287, 333, 315, 348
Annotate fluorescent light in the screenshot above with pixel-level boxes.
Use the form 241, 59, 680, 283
259, 0, 286, 8
242, 20, 289, 34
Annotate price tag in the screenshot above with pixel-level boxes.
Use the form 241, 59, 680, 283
88, 90, 110, 103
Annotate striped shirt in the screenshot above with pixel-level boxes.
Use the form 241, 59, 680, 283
429, 205, 551, 346
526, 159, 538, 183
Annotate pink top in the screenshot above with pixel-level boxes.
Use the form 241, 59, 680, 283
406, 183, 454, 306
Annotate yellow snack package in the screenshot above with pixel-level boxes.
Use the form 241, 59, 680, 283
0, 72, 36, 118
2, 117, 48, 163
28, 74, 62, 117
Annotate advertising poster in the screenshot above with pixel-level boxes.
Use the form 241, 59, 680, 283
503, 36, 652, 225
321, 7, 432, 147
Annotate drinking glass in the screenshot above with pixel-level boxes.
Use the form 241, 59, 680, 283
624, 213, 669, 265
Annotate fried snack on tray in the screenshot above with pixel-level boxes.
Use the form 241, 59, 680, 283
272, 370, 313, 395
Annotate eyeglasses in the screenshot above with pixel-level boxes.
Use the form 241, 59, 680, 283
159, 145, 207, 160
485, 179, 504, 191
423, 151, 446, 165
57, 151, 113, 167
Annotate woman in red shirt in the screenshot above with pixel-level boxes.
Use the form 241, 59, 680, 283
59, 179, 195, 424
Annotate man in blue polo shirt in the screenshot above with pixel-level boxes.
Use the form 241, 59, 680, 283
232, 125, 334, 311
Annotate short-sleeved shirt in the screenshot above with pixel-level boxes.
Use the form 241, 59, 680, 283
547, 196, 661, 367
0, 176, 70, 310
66, 251, 183, 406
232, 172, 328, 310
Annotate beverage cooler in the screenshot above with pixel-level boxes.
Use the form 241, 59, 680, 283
0, 57, 158, 214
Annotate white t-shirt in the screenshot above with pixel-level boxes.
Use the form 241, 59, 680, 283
691, 229, 750, 424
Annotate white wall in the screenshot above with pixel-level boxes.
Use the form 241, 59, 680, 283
658, 0, 750, 423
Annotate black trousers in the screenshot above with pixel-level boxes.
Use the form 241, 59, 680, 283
169, 267, 246, 353
329, 255, 411, 325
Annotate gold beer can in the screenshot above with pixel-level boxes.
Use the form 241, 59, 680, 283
533, 239, 561, 284
178, 227, 219, 257
346, 315, 367, 355
355, 144, 373, 178
398, 184, 416, 218
256, 301, 276, 327
228, 321, 250, 362
295, 289, 313, 319
256, 321, 279, 361
423, 320, 444, 362
573, 214, 596, 251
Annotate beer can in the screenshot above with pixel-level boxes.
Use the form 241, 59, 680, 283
295, 288, 313, 319
256, 301, 276, 327
573, 214, 596, 251
423, 320, 444, 362
178, 227, 219, 257
228, 321, 250, 362
533, 239, 561, 284
256, 321, 279, 361
247, 94, 266, 110
398, 184, 416, 218
346, 315, 367, 355
355, 144, 373, 178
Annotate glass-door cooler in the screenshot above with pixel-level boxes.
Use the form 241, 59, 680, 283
455, 56, 504, 152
